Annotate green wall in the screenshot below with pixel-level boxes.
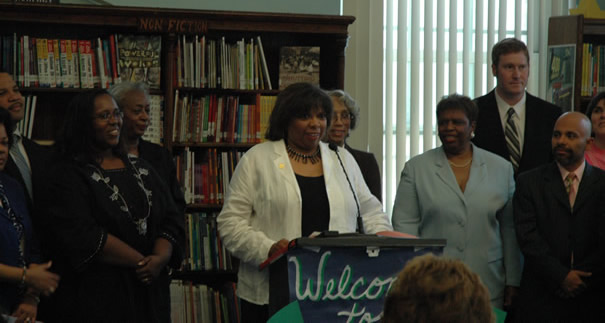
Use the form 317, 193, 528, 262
61, 0, 341, 15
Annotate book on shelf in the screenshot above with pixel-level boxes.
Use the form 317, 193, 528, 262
173, 35, 271, 90
0, 34, 124, 89
169, 280, 238, 323
175, 149, 244, 205
172, 92, 276, 144
278, 46, 319, 90
182, 212, 233, 271
117, 34, 162, 89
256, 36, 272, 90
546, 44, 575, 112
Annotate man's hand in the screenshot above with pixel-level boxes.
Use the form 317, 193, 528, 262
503, 285, 519, 309
561, 270, 591, 296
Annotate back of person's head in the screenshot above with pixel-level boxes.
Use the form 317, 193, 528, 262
56, 89, 121, 164
265, 82, 333, 141
326, 89, 360, 129
109, 81, 150, 109
491, 38, 529, 67
383, 253, 494, 323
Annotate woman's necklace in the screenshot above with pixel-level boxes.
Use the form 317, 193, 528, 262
0, 180, 25, 268
89, 157, 152, 235
286, 144, 321, 164
448, 158, 472, 168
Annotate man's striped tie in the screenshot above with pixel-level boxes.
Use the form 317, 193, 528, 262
505, 107, 521, 173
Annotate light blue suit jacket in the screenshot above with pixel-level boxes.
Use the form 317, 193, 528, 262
392, 144, 522, 307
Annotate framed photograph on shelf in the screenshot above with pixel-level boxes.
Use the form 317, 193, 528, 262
546, 44, 575, 111
278, 46, 320, 90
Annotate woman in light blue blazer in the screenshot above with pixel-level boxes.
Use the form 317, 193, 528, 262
392, 94, 522, 309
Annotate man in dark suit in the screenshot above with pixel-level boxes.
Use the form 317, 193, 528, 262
473, 38, 562, 176
0, 70, 49, 214
513, 112, 605, 322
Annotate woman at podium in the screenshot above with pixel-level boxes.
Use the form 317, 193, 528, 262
392, 94, 522, 309
217, 82, 392, 322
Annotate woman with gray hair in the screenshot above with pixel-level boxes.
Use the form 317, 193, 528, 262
325, 89, 382, 201
109, 82, 185, 215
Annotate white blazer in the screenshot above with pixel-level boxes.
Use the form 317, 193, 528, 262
217, 140, 392, 305
392, 144, 522, 308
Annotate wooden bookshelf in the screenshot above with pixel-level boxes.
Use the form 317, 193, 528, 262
548, 15, 605, 112
0, 2, 354, 141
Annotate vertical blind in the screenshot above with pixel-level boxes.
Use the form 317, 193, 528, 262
343, 0, 573, 215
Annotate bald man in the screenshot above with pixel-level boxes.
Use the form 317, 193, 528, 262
513, 112, 605, 322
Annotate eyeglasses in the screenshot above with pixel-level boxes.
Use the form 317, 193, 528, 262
94, 109, 124, 122
333, 111, 353, 122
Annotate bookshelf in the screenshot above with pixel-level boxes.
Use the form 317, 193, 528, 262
0, 2, 354, 322
548, 15, 605, 112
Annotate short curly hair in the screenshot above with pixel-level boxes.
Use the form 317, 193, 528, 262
436, 93, 478, 124
383, 253, 494, 323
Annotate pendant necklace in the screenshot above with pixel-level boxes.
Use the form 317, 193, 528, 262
89, 157, 152, 235
286, 144, 321, 164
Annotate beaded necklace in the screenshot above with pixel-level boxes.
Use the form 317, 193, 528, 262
89, 157, 152, 235
286, 144, 321, 164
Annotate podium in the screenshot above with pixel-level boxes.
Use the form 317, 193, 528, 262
267, 234, 445, 322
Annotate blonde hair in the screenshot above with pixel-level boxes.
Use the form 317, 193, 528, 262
383, 253, 494, 323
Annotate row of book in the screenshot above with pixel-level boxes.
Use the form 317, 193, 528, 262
581, 43, 605, 97
175, 35, 272, 90
183, 212, 234, 271
170, 280, 240, 323
172, 93, 276, 144
140, 95, 165, 144
15, 95, 37, 139
0, 33, 161, 89
176, 148, 244, 205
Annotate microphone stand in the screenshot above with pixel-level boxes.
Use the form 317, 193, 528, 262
328, 143, 364, 234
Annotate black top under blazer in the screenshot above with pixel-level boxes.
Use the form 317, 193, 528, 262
345, 144, 382, 202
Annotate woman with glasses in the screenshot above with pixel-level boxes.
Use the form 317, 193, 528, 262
39, 89, 184, 322
324, 90, 382, 201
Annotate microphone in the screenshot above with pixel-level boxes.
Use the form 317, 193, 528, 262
328, 143, 364, 234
